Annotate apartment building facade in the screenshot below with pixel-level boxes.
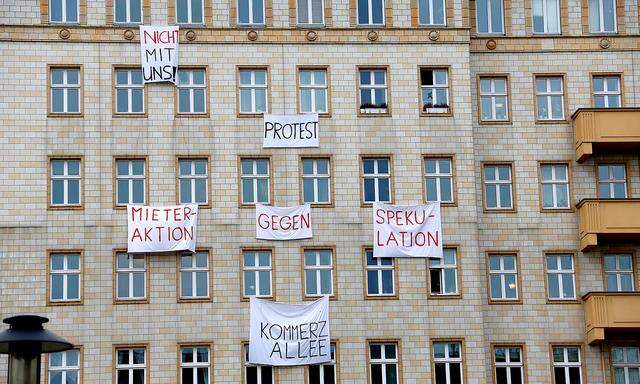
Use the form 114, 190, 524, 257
0, 0, 639, 383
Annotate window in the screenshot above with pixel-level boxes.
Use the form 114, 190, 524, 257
421, 68, 450, 113
546, 254, 576, 300
176, 0, 204, 24
48, 349, 80, 384
50, 158, 82, 207
604, 254, 635, 292
540, 163, 570, 209
488, 253, 519, 301
115, 69, 144, 114
532, 0, 560, 33
493, 346, 524, 384
242, 250, 272, 298
299, 69, 328, 114
178, 158, 209, 205
362, 157, 391, 204
369, 342, 399, 384
298, 0, 324, 24
116, 347, 146, 384
365, 249, 395, 297
476, 0, 504, 33
593, 75, 621, 108
424, 157, 454, 203
115, 159, 146, 206
535, 76, 565, 121
49, 0, 79, 23
358, 0, 384, 25
483, 164, 514, 210
429, 248, 458, 296
49, 252, 81, 303
240, 158, 271, 205
359, 69, 388, 114
308, 343, 337, 384
432, 341, 463, 384
179, 251, 210, 300
479, 76, 509, 122
114, 0, 142, 23
50, 67, 81, 114
177, 69, 206, 114
301, 158, 331, 205
238, 0, 265, 25
552, 346, 583, 384
589, 0, 616, 33
304, 249, 334, 297
180, 346, 210, 384
115, 252, 147, 301
244, 345, 273, 384
612, 346, 640, 384
418, 0, 446, 25
239, 69, 268, 114
597, 163, 627, 198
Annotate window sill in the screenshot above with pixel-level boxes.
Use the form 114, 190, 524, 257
535, 118, 569, 124
488, 299, 522, 305
421, 109, 452, 117
47, 300, 83, 306
541, 207, 575, 213
178, 297, 213, 303
237, 112, 266, 118
428, 293, 461, 299
479, 119, 512, 125
48, 112, 83, 118
239, 203, 271, 208
306, 202, 334, 208
358, 109, 390, 117
48, 205, 84, 211
365, 294, 399, 300
483, 208, 517, 213
236, 24, 267, 29
303, 295, 337, 301
114, 299, 149, 305
175, 112, 210, 118
113, 112, 147, 118
241, 295, 274, 302
546, 298, 581, 304
296, 24, 326, 29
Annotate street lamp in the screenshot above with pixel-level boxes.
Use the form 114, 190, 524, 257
0, 315, 73, 384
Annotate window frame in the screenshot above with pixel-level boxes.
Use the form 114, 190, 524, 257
486, 251, 522, 304
113, 156, 149, 209
236, 0, 267, 26
490, 343, 527, 384
48, 0, 80, 24
113, 0, 144, 24
533, 74, 568, 123
177, 342, 213, 384
47, 65, 83, 117
113, 250, 150, 304
176, 156, 211, 208
419, 66, 453, 116
602, 252, 638, 292
237, 66, 271, 117
299, 156, 334, 208
241, 247, 275, 301
48, 156, 84, 210
304, 341, 339, 384
175, 67, 209, 117
538, 161, 573, 212
301, 246, 337, 300
174, 0, 206, 25
113, 66, 147, 116
357, 66, 392, 116
296, 66, 331, 116
587, 0, 618, 34
475, 0, 505, 34
422, 154, 456, 206
530, 0, 561, 34
544, 251, 580, 304
356, 0, 386, 26
363, 247, 398, 300
46, 346, 83, 384
417, 0, 447, 26
242, 342, 278, 384
46, 250, 83, 306
477, 74, 511, 124
590, 73, 623, 108
366, 340, 402, 384
360, 155, 394, 207
238, 156, 273, 207
113, 344, 149, 384
177, 249, 213, 303
427, 245, 462, 299
481, 162, 516, 213
296, 0, 326, 25
609, 344, 640, 384
430, 338, 466, 384
549, 343, 586, 384
595, 161, 630, 199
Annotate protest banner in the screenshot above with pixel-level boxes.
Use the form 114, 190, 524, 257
256, 204, 312, 240
263, 114, 319, 148
127, 204, 197, 253
373, 202, 443, 258
140, 25, 179, 84
249, 297, 330, 366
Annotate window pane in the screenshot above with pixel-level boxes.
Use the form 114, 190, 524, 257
317, 178, 329, 202
196, 272, 208, 296
548, 273, 560, 298
305, 270, 317, 295
67, 274, 79, 299
182, 271, 192, 296
258, 271, 271, 295
244, 271, 256, 295
67, 180, 80, 204
133, 272, 145, 297
490, 275, 502, 298
381, 270, 394, 293
367, 270, 379, 294
51, 275, 64, 300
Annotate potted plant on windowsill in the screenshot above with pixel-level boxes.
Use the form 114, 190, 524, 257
423, 102, 450, 114
360, 102, 388, 114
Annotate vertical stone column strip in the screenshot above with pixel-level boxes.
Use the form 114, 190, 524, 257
289, 0, 297, 27
384, 0, 393, 26
105, 0, 114, 25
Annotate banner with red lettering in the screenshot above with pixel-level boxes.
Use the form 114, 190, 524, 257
256, 204, 312, 240
127, 204, 197, 253
373, 202, 443, 258
140, 25, 179, 84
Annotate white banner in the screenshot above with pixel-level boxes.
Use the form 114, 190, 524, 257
127, 204, 197, 253
140, 25, 179, 84
256, 204, 312, 240
249, 297, 330, 366
263, 114, 319, 148
373, 202, 443, 258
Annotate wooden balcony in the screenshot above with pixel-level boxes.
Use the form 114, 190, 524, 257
583, 292, 640, 345
572, 108, 640, 162
577, 199, 640, 251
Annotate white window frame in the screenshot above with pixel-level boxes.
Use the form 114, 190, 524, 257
598, 163, 627, 199
242, 250, 273, 298
369, 343, 398, 384
297, 0, 325, 24
238, 0, 266, 25
484, 164, 513, 210
49, 0, 79, 23
114, 0, 143, 24
50, 159, 82, 207
50, 68, 81, 114
536, 76, 565, 120
115, 159, 146, 206
365, 249, 395, 297
304, 249, 334, 297
299, 69, 328, 114
179, 251, 210, 299
244, 345, 274, 384
476, 0, 504, 34
239, 69, 269, 114
308, 343, 337, 383
479, 77, 509, 121
358, 0, 385, 25
421, 68, 450, 112
589, 0, 617, 33
116, 252, 147, 301
48, 349, 81, 384
49, 253, 81, 302
178, 158, 209, 205
362, 158, 391, 203
115, 348, 147, 384
604, 254, 635, 292
241, 158, 271, 205
301, 158, 331, 205
493, 346, 524, 384
489, 254, 519, 301
552, 346, 583, 384
540, 163, 570, 209
418, 0, 447, 26
176, 0, 205, 24
433, 342, 464, 384
532, 0, 561, 34
115, 69, 144, 114
177, 69, 207, 114
359, 69, 388, 113
180, 346, 210, 384
593, 75, 622, 108
612, 346, 640, 384
546, 254, 576, 300
429, 248, 458, 296
424, 157, 454, 203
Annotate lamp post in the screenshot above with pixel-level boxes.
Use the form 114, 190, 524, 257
0, 315, 73, 384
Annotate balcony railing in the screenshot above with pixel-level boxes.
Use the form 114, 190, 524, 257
583, 292, 640, 345
572, 108, 640, 162
577, 199, 640, 251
